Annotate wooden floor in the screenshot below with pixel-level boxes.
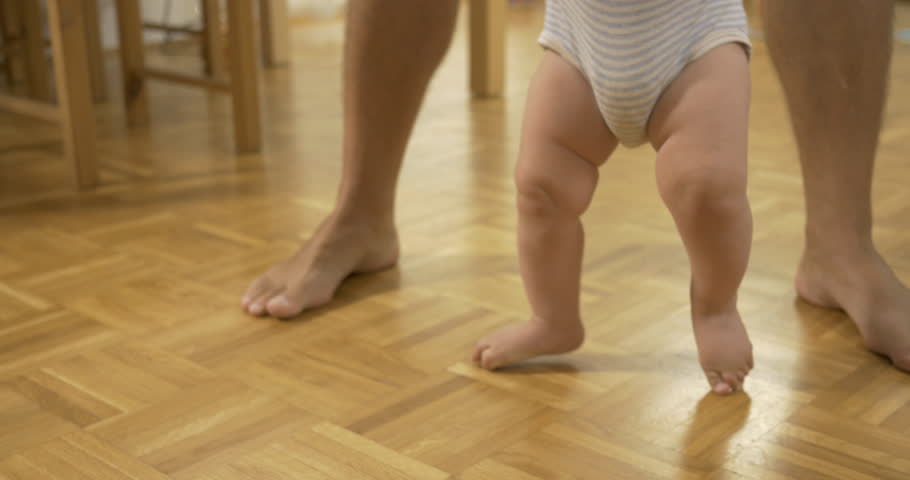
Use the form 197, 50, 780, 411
2, 3, 910, 479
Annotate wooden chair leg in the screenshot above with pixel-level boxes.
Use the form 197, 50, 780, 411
0, 0, 18, 86
21, 0, 51, 101
82, 0, 107, 101
115, 0, 148, 125
227, 0, 261, 153
201, 0, 226, 77
46, 0, 98, 190
260, 0, 289, 67
469, 0, 505, 98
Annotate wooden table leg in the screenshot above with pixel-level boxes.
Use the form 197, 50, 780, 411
260, 0, 289, 67
82, 0, 107, 101
46, 0, 98, 190
227, 0, 261, 153
115, 0, 148, 125
201, 0, 226, 77
469, 0, 505, 98
21, 0, 51, 101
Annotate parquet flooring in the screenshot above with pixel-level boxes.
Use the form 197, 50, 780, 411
1, 2, 910, 478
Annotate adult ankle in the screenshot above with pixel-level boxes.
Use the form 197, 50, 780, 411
802, 231, 877, 265
331, 202, 396, 230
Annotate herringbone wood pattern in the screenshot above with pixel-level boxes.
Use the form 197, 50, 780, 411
1, 3, 910, 479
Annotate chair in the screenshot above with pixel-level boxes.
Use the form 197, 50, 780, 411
0, 0, 98, 190
115, 0, 263, 153
0, 0, 506, 191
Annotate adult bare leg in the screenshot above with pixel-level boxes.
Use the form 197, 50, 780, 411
763, 0, 910, 370
243, 0, 460, 318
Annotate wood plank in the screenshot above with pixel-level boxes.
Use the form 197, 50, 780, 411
0, 384, 80, 459
0, 431, 172, 480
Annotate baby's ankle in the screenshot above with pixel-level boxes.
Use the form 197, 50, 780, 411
691, 299, 739, 321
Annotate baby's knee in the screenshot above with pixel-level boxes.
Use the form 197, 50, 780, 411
516, 174, 559, 219
515, 164, 595, 219
514, 140, 600, 219
659, 164, 746, 218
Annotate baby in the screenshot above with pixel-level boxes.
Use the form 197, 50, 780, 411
473, 0, 754, 395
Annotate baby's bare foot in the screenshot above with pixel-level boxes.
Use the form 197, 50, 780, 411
241, 216, 398, 319
692, 310, 753, 395
797, 249, 910, 371
472, 317, 584, 370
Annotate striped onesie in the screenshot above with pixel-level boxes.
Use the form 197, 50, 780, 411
538, 0, 751, 147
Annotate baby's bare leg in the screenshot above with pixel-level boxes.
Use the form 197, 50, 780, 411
648, 44, 754, 394
473, 51, 617, 370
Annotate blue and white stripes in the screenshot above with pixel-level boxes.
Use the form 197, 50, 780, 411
538, 0, 750, 147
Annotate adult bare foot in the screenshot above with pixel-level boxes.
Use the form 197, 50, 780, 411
692, 310, 754, 395
472, 317, 585, 370
796, 247, 910, 371
241, 215, 399, 318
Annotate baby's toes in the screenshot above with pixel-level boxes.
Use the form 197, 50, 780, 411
722, 372, 742, 392
736, 369, 747, 383
705, 371, 731, 394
